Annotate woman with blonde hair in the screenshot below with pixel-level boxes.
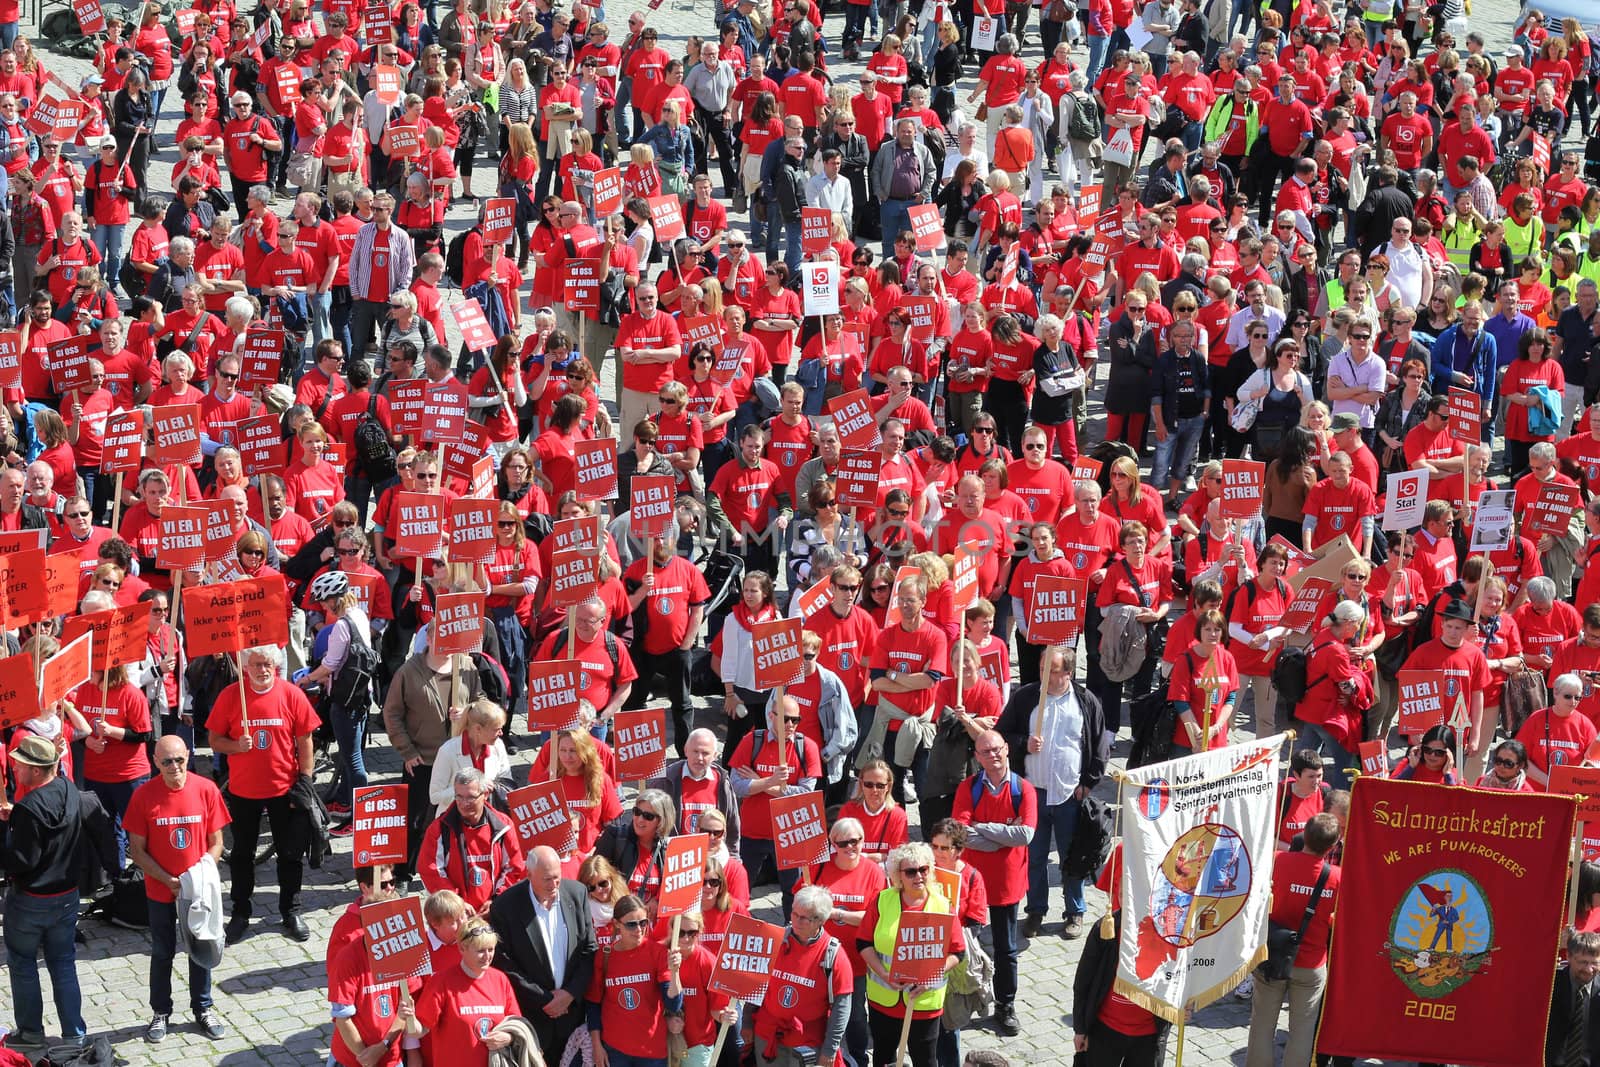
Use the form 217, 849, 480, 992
838, 760, 909, 865
500, 121, 539, 269
552, 726, 622, 854
696, 852, 750, 958
578, 854, 627, 949
414, 923, 518, 1061
428, 700, 513, 814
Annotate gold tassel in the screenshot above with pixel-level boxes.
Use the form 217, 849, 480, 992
1101, 784, 1123, 940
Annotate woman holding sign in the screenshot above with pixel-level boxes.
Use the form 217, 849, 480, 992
859, 842, 965, 1067
586, 893, 684, 1067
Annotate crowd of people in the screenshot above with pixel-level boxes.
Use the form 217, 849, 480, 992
1, 0, 1600, 1063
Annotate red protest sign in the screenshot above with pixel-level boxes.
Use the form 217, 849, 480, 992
712, 338, 747, 386
468, 455, 495, 500
49, 335, 94, 393
1357, 740, 1388, 779
447, 497, 497, 565
800, 207, 833, 254
157, 505, 209, 571
1526, 480, 1583, 537
751, 617, 804, 691
574, 437, 619, 502
100, 409, 145, 475
430, 592, 485, 656
630, 475, 677, 538
41, 552, 79, 620
442, 422, 492, 483
827, 389, 882, 451
373, 65, 403, 105
793, 575, 834, 620
362, 897, 432, 984
549, 516, 601, 555
1072, 456, 1102, 484
1548, 765, 1600, 819
38, 630, 92, 714
237, 414, 285, 477
680, 314, 721, 353
908, 202, 944, 250
549, 548, 599, 608
364, 3, 393, 42
352, 785, 408, 866
391, 492, 447, 557
593, 168, 626, 217
1396, 669, 1445, 737
882, 565, 923, 628
660, 833, 709, 917
2, 548, 49, 625
1220, 459, 1264, 520
835, 450, 880, 510
73, 0, 106, 35
772, 790, 831, 869
201, 501, 238, 564
613, 707, 667, 781
1280, 576, 1334, 633
386, 125, 420, 159
150, 404, 202, 466
0, 653, 39, 729
274, 64, 301, 107
949, 544, 982, 613
0, 331, 21, 390
526, 660, 584, 732
389, 379, 426, 435
452, 299, 497, 353
902, 296, 937, 343
482, 198, 516, 245
648, 196, 685, 242
1530, 131, 1552, 174
1446, 387, 1480, 446
708, 914, 784, 1000
1028, 574, 1086, 645
507, 780, 577, 854
179, 574, 290, 656
238, 329, 283, 393
60, 603, 148, 671
565, 256, 602, 312
889, 912, 955, 986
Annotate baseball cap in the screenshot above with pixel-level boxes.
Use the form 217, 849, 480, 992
80, 73, 104, 89
1330, 412, 1361, 432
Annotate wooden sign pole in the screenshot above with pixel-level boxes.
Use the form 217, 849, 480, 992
1030, 643, 1055, 741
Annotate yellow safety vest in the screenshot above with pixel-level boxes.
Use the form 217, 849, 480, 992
1441, 220, 1479, 270
866, 887, 952, 1013
1503, 215, 1545, 261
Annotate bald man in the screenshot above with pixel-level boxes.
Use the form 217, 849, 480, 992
125, 735, 232, 1042
488, 844, 598, 1064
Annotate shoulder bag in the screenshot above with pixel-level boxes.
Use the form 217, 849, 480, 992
1260, 860, 1331, 981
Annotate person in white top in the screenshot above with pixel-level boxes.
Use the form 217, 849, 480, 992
1376, 217, 1432, 310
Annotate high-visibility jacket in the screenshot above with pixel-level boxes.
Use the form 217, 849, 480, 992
865, 886, 952, 1013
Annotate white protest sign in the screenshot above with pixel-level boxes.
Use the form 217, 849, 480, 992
1382, 468, 1429, 531
801, 261, 839, 317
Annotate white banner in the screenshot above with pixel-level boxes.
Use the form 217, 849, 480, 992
1382, 468, 1429, 531
1115, 735, 1284, 1022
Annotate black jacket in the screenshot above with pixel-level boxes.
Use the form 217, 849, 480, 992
995, 680, 1107, 793
774, 154, 808, 223
594, 816, 669, 892
489, 877, 597, 1061
1547, 963, 1600, 1066
1352, 182, 1414, 257
1104, 317, 1157, 415
1072, 911, 1173, 1050
286, 773, 330, 871
1151, 347, 1211, 429
647, 761, 742, 855
3, 774, 85, 895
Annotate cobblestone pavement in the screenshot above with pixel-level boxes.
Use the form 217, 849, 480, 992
8, 0, 1532, 1063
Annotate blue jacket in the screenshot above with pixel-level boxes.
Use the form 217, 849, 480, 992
1429, 324, 1500, 409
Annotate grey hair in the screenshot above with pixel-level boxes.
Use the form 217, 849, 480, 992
887, 842, 936, 887
1035, 313, 1063, 335
249, 183, 273, 205
792, 885, 834, 921
1578, 279, 1600, 295
1067, 70, 1087, 90
243, 643, 282, 664
996, 32, 1018, 54
635, 788, 678, 835
1555, 672, 1586, 698
830, 816, 864, 842
224, 295, 255, 324
453, 767, 491, 794
1331, 600, 1367, 627
1525, 576, 1557, 607
1181, 252, 1208, 275
1530, 442, 1558, 463
169, 235, 194, 258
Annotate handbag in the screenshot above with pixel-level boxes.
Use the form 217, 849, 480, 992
1230, 369, 1265, 432
1261, 860, 1331, 981
286, 150, 321, 191
975, 102, 989, 122
1046, 0, 1076, 20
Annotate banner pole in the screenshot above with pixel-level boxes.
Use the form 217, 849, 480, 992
450, 655, 463, 737
1030, 643, 1055, 742
1569, 821, 1584, 930
111, 471, 124, 531
776, 683, 788, 769
1173, 1017, 1187, 1067
954, 636, 965, 715
236, 649, 249, 738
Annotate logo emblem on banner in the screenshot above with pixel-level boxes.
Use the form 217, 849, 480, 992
1139, 780, 1169, 819
1146, 824, 1252, 951
1388, 871, 1493, 996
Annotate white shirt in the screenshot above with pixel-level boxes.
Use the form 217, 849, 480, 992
1383, 240, 1425, 308
1226, 304, 1286, 350
806, 171, 854, 218
531, 886, 569, 988
1026, 686, 1084, 798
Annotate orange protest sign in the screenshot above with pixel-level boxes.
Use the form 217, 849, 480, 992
0, 653, 39, 728
908, 202, 943, 250
932, 866, 962, 914
2, 548, 49, 625
345, 573, 384, 618
1220, 459, 1264, 520
362, 896, 432, 984
827, 390, 881, 451
391, 492, 447, 558
238, 414, 285, 477
180, 575, 290, 656
526, 660, 584, 732
1072, 456, 1102, 483
41, 551, 79, 619
883, 565, 922, 628
659, 833, 709, 916
592, 168, 626, 217
613, 707, 667, 781
1396, 670, 1445, 737
150, 405, 202, 466
680, 314, 721, 353
549, 548, 599, 608
37, 630, 91, 715
157, 505, 209, 571
422, 379, 469, 444
0, 530, 45, 557
889, 912, 955, 985
1028, 574, 1086, 645
648, 196, 685, 242
447, 497, 497, 565
373, 65, 403, 105
468, 455, 495, 500
1357, 740, 1388, 780
507, 780, 577, 854
949, 544, 982, 613
708, 914, 784, 1000
630, 475, 677, 539
793, 575, 834, 620
772, 790, 830, 869
60, 603, 148, 671
751, 617, 804, 691
1547, 765, 1600, 819
430, 592, 485, 656
236, 329, 283, 393
575, 438, 618, 502
482, 198, 517, 245
386, 125, 421, 158
352, 785, 409, 866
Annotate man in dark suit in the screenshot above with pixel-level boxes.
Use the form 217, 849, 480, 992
1550, 932, 1600, 1066
488, 844, 597, 1065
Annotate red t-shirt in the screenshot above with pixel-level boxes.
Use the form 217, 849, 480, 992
1268, 850, 1340, 967
75, 680, 153, 784
729, 728, 823, 840
810, 606, 878, 706
586, 939, 672, 1059
759, 930, 855, 1047
328, 939, 422, 1067
616, 312, 684, 394
205, 678, 319, 800
814, 859, 889, 976
1302, 478, 1376, 548
1515, 708, 1597, 780
870, 620, 949, 720
952, 772, 1038, 905
624, 555, 712, 655
532, 629, 639, 715
122, 772, 230, 904
413, 963, 517, 1067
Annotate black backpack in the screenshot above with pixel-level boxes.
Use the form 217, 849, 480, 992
1271, 641, 1332, 720
328, 619, 380, 708
445, 225, 482, 289
1223, 578, 1288, 647
353, 395, 397, 482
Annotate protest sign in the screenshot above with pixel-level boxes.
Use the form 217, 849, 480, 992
1547, 765, 1600, 819
391, 492, 446, 558
157, 506, 208, 571
1447, 388, 1480, 446
575, 438, 618, 502
772, 790, 831, 869
949, 544, 982, 613
1396, 670, 1445, 737
452, 299, 498, 353
614, 708, 667, 781
446, 497, 497, 565
902, 296, 937, 342
802, 262, 839, 316
2, 548, 49, 625
40, 552, 79, 619
0, 653, 38, 729
526, 661, 584, 732
827, 390, 881, 451
1280, 577, 1334, 633
362, 897, 431, 984
150, 404, 202, 466
1028, 575, 1086, 645
179, 575, 290, 656
630, 475, 677, 538
592, 168, 625, 217
835, 450, 880, 509
548, 548, 599, 608
1220, 460, 1264, 520
659, 834, 709, 917
1382, 469, 1429, 530
565, 256, 601, 311
237, 329, 283, 393
352, 785, 409, 866
793, 575, 834, 620
648, 196, 685, 242
708, 914, 784, 1000
0, 331, 20, 390
507, 781, 578, 855
908, 203, 944, 250
49, 335, 94, 393
1468, 489, 1515, 553
61, 603, 147, 671
1357, 740, 1388, 779
801, 208, 833, 254
389, 380, 426, 434
889, 912, 955, 986
237, 414, 285, 476
430, 592, 485, 656
483, 198, 516, 245
385, 125, 420, 159
422, 379, 469, 444
373, 65, 403, 105
751, 618, 804, 691
1526, 480, 1583, 538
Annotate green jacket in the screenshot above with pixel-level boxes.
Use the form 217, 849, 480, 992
1203, 95, 1259, 156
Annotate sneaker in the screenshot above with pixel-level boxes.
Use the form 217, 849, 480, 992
901, 779, 919, 804
9, 1029, 47, 1049
324, 801, 352, 817
145, 1014, 169, 1044
1063, 914, 1085, 939
1021, 912, 1045, 938
196, 1009, 227, 1041
329, 822, 355, 838
1234, 975, 1255, 1000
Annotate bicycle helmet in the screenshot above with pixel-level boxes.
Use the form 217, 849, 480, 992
309, 571, 350, 603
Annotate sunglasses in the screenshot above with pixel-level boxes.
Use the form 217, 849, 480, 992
157, 756, 186, 768
835, 837, 863, 848
1422, 746, 1448, 757
1493, 756, 1520, 768
782, 716, 802, 725
632, 808, 661, 821
901, 865, 930, 877
496, 520, 518, 528
860, 781, 888, 790
972, 427, 995, 435
619, 918, 651, 931
587, 879, 612, 892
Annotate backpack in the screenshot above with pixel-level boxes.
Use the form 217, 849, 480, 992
1270, 641, 1332, 720
1067, 91, 1101, 144
968, 770, 1023, 814
328, 619, 379, 708
473, 650, 511, 708
445, 225, 482, 289
353, 395, 397, 482
751, 727, 808, 769
1222, 578, 1288, 647
551, 626, 620, 673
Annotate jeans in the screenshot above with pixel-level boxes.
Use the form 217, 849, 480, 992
149, 897, 214, 1016
93, 223, 127, 295
492, 607, 529, 720
614, 79, 635, 147
330, 286, 354, 357
344, 471, 375, 526
351, 298, 388, 358
879, 198, 914, 259
844, 3, 870, 50
741, 836, 801, 920
0, 22, 17, 49
4, 887, 85, 1039
1298, 721, 1359, 789
1180, 119, 1204, 152
1085, 35, 1110, 87
842, 975, 871, 1067
782, 219, 804, 275
1027, 790, 1087, 918
225, 791, 309, 915
308, 289, 332, 347
88, 775, 148, 870
329, 701, 368, 808
1151, 413, 1206, 491
988, 901, 1020, 1006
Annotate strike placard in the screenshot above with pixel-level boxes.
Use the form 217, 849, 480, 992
827, 389, 881, 451
800, 207, 833, 254
452, 299, 498, 353
237, 329, 284, 393
592, 168, 625, 217
352, 785, 409, 866
659, 833, 709, 917
1028, 574, 1086, 645
0, 331, 20, 390
40, 552, 79, 620
526, 660, 583, 732
882, 564, 923, 628
549, 548, 599, 608
1279, 576, 1333, 633
37, 630, 92, 714
1072, 456, 1102, 484
422, 379, 469, 444
1219, 459, 1264, 520
447, 497, 497, 565
100, 409, 145, 474
179, 575, 290, 656
49, 335, 94, 393
61, 603, 148, 671
385, 125, 420, 159
150, 404, 202, 466
1357, 740, 1388, 779
630, 475, 677, 538
362, 896, 431, 984
0, 653, 38, 729
74, 0, 107, 36
1395, 669, 1444, 737
648, 196, 685, 242
1547, 765, 1600, 819
391, 492, 446, 558
801, 261, 840, 317
1447, 387, 1480, 445
565, 256, 601, 312
2, 548, 49, 625
751, 617, 804, 691
389, 379, 426, 435
442, 422, 492, 484
482, 198, 516, 245
237, 413, 285, 476
792, 575, 834, 620
835, 450, 880, 510
708, 914, 784, 1001
949, 544, 982, 613
908, 202, 944, 250
430, 592, 485, 656
158, 505, 209, 571
902, 296, 937, 343
772, 790, 830, 869
1382, 469, 1428, 530
613, 707, 667, 781
1525, 480, 1583, 538
575, 437, 619, 502
507, 780, 578, 855
373, 65, 403, 105
889, 911, 954, 986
